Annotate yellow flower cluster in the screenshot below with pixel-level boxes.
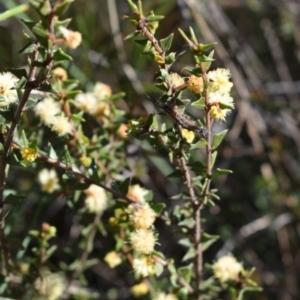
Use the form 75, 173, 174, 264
20, 147, 38, 163
187, 68, 234, 121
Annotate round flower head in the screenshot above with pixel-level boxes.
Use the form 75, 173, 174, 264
181, 128, 195, 143
153, 293, 178, 300
20, 147, 37, 162
93, 82, 112, 101
34, 268, 67, 300
38, 169, 60, 193
209, 92, 234, 108
104, 251, 122, 268
0, 72, 18, 106
187, 75, 204, 94
133, 255, 155, 277
50, 115, 73, 136
131, 282, 149, 297
74, 92, 98, 115
35, 97, 61, 126
130, 229, 156, 254
94, 102, 110, 122
128, 203, 156, 229
166, 73, 185, 89
52, 67, 68, 81
59, 26, 82, 49
126, 184, 149, 203
207, 68, 233, 94
213, 255, 243, 282
84, 184, 108, 214
210, 106, 231, 122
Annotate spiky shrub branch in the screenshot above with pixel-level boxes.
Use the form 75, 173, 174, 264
0, 0, 261, 299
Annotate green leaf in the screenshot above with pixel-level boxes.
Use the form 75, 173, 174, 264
0, 108, 15, 122
212, 129, 228, 150
191, 98, 205, 109
167, 264, 178, 287
178, 217, 195, 229
45, 245, 58, 260
211, 151, 217, 168
237, 286, 263, 300
178, 238, 192, 248
119, 177, 131, 195
182, 65, 202, 76
182, 247, 196, 262
178, 264, 193, 282
124, 30, 140, 41
160, 33, 173, 52
146, 15, 164, 22
187, 161, 206, 176
5, 193, 26, 204
0, 4, 29, 22
155, 263, 164, 277
30, 0, 52, 15
111, 92, 126, 102
18, 41, 36, 54
165, 52, 176, 65
54, 0, 74, 15
203, 50, 215, 69
21, 130, 29, 147
151, 203, 165, 215
200, 42, 217, 52
190, 138, 207, 150
37, 83, 58, 94
219, 101, 234, 110
61, 145, 73, 166
47, 143, 58, 160
14, 77, 27, 90
201, 232, 219, 252
53, 48, 73, 62
167, 169, 182, 178
212, 168, 233, 178
7, 68, 27, 79
67, 90, 82, 100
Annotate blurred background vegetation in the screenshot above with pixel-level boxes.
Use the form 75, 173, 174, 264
1, 0, 300, 299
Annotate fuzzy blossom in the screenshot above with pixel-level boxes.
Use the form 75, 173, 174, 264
213, 255, 243, 282
84, 184, 108, 214
50, 115, 73, 136
187, 75, 203, 94
166, 73, 185, 89
210, 106, 231, 122
130, 229, 156, 254
153, 293, 178, 300
94, 102, 110, 122
104, 251, 122, 268
34, 97, 61, 126
0, 72, 18, 106
38, 169, 60, 193
209, 92, 234, 108
94, 82, 112, 101
181, 128, 195, 143
74, 92, 98, 114
117, 124, 128, 139
59, 26, 82, 49
34, 269, 67, 300
208, 68, 233, 94
131, 282, 149, 298
41, 223, 57, 241
133, 255, 155, 277
20, 147, 37, 162
52, 67, 68, 81
128, 203, 156, 229
126, 184, 149, 203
